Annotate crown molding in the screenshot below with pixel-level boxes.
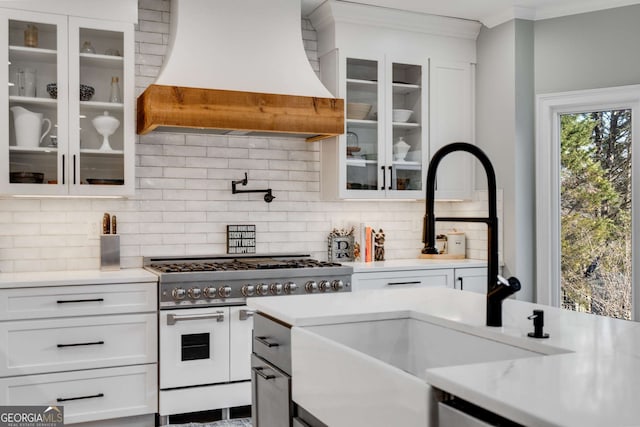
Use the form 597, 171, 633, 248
310, 0, 481, 40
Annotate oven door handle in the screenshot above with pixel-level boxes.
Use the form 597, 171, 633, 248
166, 311, 225, 325
239, 309, 256, 321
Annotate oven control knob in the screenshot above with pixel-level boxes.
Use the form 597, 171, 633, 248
172, 288, 186, 300
257, 283, 270, 296
203, 287, 218, 299
188, 287, 202, 299
319, 280, 331, 292
305, 281, 317, 293
218, 286, 232, 298
284, 282, 298, 294
242, 285, 255, 297
270, 283, 283, 295
331, 280, 344, 292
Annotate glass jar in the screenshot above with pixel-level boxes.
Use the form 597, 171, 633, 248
81, 41, 96, 54
24, 24, 38, 48
109, 76, 121, 103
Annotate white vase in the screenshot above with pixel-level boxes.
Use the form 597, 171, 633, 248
393, 137, 410, 161
92, 111, 120, 151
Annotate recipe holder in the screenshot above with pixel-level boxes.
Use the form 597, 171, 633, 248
100, 235, 120, 270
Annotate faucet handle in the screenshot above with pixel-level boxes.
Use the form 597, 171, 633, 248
497, 275, 521, 292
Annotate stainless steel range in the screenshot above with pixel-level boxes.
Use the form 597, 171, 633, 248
144, 254, 352, 424
147, 253, 352, 308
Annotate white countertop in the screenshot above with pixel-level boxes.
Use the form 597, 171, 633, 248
247, 288, 640, 427
0, 268, 158, 288
344, 258, 487, 273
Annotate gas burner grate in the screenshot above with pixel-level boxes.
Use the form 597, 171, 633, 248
147, 257, 345, 273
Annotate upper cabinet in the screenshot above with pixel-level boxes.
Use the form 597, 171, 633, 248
0, 7, 134, 197
321, 51, 427, 199
311, 1, 480, 201
429, 59, 475, 200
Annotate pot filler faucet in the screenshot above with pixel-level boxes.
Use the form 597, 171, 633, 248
422, 142, 521, 327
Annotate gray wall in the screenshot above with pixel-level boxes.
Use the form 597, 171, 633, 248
476, 19, 535, 302
478, 4, 640, 303
535, 4, 640, 94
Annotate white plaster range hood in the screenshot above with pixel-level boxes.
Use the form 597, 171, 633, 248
137, 0, 344, 142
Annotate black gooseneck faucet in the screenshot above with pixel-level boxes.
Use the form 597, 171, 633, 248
422, 142, 521, 327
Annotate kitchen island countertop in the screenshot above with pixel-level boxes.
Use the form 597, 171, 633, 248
248, 287, 640, 427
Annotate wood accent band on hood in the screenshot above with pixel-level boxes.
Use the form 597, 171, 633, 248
137, 85, 344, 142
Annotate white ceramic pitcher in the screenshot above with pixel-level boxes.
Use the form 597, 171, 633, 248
11, 106, 51, 148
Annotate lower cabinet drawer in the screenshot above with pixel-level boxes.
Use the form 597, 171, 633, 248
253, 313, 292, 375
0, 283, 157, 321
0, 313, 157, 377
0, 364, 158, 425
352, 269, 454, 291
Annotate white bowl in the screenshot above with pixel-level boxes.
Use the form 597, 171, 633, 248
347, 103, 372, 120
393, 109, 413, 123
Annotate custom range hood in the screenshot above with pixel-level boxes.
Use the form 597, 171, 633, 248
137, 0, 344, 142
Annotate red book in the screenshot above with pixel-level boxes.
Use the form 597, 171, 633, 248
365, 226, 372, 262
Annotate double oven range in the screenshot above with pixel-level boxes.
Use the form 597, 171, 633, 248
144, 254, 352, 424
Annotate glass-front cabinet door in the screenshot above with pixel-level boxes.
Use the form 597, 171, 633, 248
68, 17, 133, 197
1, 11, 68, 195
387, 59, 426, 197
337, 53, 427, 199
0, 10, 134, 197
344, 56, 383, 197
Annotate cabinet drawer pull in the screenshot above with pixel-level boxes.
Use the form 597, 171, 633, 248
458, 277, 464, 290
57, 393, 104, 403
255, 336, 279, 348
62, 154, 65, 185
57, 340, 105, 348
380, 166, 386, 190
56, 298, 105, 304
252, 366, 276, 380
387, 281, 421, 286
167, 311, 224, 325
239, 309, 255, 321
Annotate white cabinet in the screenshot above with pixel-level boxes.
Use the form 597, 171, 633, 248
320, 50, 427, 200
0, 6, 134, 197
0, 279, 157, 424
350, 262, 487, 294
0, 365, 157, 425
313, 2, 480, 201
454, 267, 488, 294
429, 60, 475, 200
352, 268, 454, 291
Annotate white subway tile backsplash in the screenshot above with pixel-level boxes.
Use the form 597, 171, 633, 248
228, 159, 268, 170
138, 0, 170, 12
135, 31, 164, 44
228, 137, 268, 149
138, 9, 163, 23
164, 167, 208, 179
138, 20, 169, 34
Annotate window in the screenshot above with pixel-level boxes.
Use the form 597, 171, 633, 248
560, 110, 631, 319
536, 86, 640, 321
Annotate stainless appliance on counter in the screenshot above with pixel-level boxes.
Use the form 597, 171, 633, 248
144, 254, 352, 425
